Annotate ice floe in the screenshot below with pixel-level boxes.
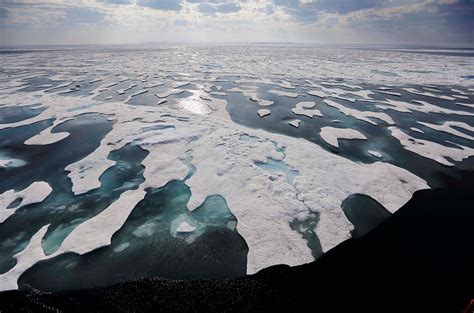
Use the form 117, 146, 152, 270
320, 127, 368, 148
155, 89, 184, 98
0, 225, 49, 290
402, 88, 456, 101
377, 90, 401, 97
323, 99, 395, 125
417, 121, 474, 140
291, 101, 322, 118
289, 120, 301, 128
55, 187, 146, 255
389, 127, 474, 166
0, 182, 52, 223
376, 99, 474, 116
24, 118, 72, 145
258, 109, 271, 117
176, 221, 196, 233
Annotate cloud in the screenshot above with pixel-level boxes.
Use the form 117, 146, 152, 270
136, 0, 183, 11
314, 0, 380, 14
101, 0, 184, 11
101, 0, 133, 4
195, 2, 241, 15
0, 0, 472, 45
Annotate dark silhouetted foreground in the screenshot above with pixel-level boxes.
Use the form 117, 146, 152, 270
1, 179, 473, 313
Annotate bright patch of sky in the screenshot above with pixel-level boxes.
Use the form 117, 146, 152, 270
0, 0, 473, 45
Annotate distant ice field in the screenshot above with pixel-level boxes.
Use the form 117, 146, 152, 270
0, 45, 473, 292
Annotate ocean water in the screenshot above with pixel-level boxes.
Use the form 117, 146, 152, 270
0, 44, 473, 291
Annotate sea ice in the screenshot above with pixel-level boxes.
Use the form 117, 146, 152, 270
0, 182, 52, 223
258, 109, 271, 117
389, 127, 474, 166
291, 101, 322, 118
323, 99, 395, 125
289, 120, 301, 128
320, 127, 368, 148
176, 221, 196, 233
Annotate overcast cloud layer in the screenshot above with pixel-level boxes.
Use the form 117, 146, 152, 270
0, 0, 473, 46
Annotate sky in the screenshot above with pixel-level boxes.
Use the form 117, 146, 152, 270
0, 0, 473, 46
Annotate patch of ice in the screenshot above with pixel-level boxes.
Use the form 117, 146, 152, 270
176, 221, 196, 233
377, 90, 402, 97
155, 89, 184, 98
259, 100, 274, 106
410, 127, 424, 134
418, 121, 474, 140
320, 126, 368, 148
291, 101, 322, 118
402, 88, 456, 101
323, 99, 395, 125
308, 90, 326, 98
289, 119, 301, 128
389, 126, 474, 166
0, 182, 52, 223
258, 109, 271, 117
57, 187, 146, 254
24, 118, 72, 145
0, 225, 49, 291
376, 99, 474, 116
456, 102, 474, 109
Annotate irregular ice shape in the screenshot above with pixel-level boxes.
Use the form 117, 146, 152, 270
0, 225, 49, 291
289, 119, 301, 128
308, 90, 326, 98
257, 109, 271, 117
377, 90, 401, 97
259, 100, 274, 106
56, 187, 146, 255
24, 118, 72, 145
278, 80, 296, 89
320, 126, 367, 148
0, 182, 52, 223
176, 221, 196, 233
117, 84, 137, 95
291, 101, 322, 118
410, 127, 424, 134
456, 102, 474, 109
323, 99, 395, 125
155, 89, 184, 98
376, 99, 474, 116
89, 78, 102, 84
418, 121, 474, 140
172, 81, 190, 88
308, 85, 374, 102
228, 86, 260, 102
402, 87, 456, 101
389, 127, 474, 166
130, 89, 148, 97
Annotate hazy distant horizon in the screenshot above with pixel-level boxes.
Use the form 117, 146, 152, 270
1, 42, 474, 50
